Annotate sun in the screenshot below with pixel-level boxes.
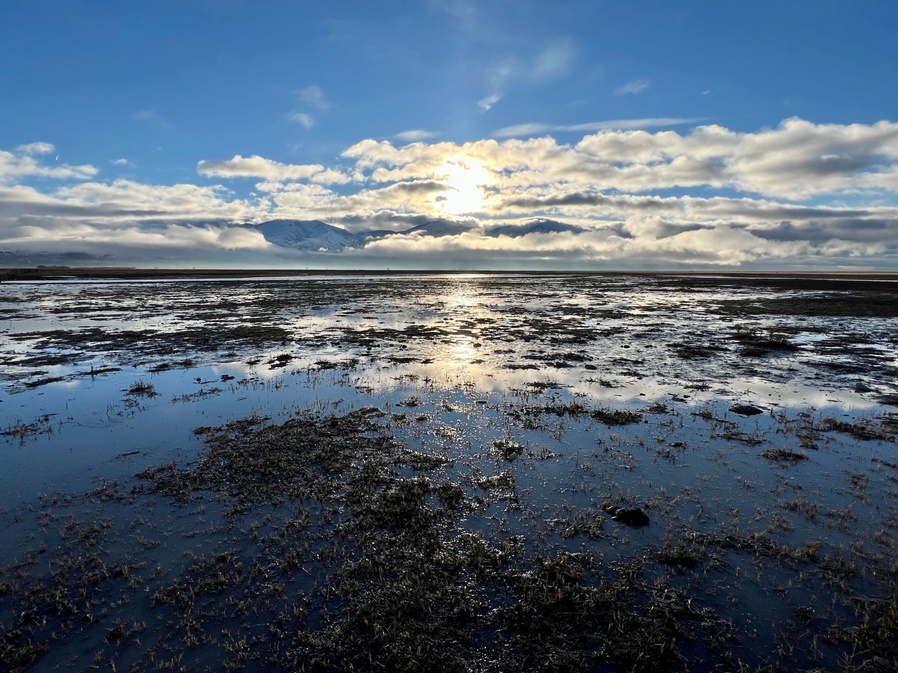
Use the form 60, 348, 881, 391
435, 158, 492, 215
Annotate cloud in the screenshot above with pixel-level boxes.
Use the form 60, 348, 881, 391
298, 85, 330, 111
530, 40, 574, 82
340, 222, 875, 269
288, 112, 315, 129
479, 38, 574, 112
16, 142, 55, 155
395, 129, 441, 142
52, 179, 257, 220
6, 118, 898, 268
197, 155, 351, 186
0, 144, 97, 183
110, 158, 131, 166
615, 79, 650, 95
198, 155, 324, 181
132, 109, 171, 128
0, 177, 261, 242
2, 217, 272, 261
493, 117, 706, 138
478, 94, 502, 112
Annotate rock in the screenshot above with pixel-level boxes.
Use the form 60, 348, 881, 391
603, 505, 649, 527
729, 404, 763, 416
854, 382, 873, 393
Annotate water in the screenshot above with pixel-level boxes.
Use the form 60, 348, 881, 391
1, 273, 897, 672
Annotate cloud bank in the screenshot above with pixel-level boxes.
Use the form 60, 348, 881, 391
3, 118, 898, 269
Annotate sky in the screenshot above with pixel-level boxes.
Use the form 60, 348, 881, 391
3, 0, 898, 269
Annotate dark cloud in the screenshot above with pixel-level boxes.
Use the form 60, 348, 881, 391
750, 218, 898, 244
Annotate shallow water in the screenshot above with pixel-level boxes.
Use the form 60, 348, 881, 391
1, 273, 897, 672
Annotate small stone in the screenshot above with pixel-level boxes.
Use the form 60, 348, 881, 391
603, 505, 650, 527
729, 404, 763, 416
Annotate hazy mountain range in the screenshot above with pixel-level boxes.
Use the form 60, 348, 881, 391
0, 219, 588, 266
253, 218, 585, 252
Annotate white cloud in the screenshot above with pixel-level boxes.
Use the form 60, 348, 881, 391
111, 158, 131, 166
6, 118, 898, 268
198, 155, 324, 181
310, 168, 352, 185
16, 142, 55, 155
2, 218, 271, 257
479, 38, 574, 112
395, 129, 441, 142
478, 93, 502, 112
288, 112, 315, 129
0, 145, 97, 183
197, 154, 351, 185
51, 179, 257, 221
298, 85, 330, 111
530, 40, 574, 82
615, 79, 650, 96
493, 117, 706, 139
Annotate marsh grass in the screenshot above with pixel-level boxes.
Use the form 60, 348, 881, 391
130, 410, 737, 672
4, 401, 898, 672
1, 417, 51, 438
127, 379, 157, 396
823, 417, 898, 442
5, 273, 898, 672
761, 447, 808, 463
732, 327, 800, 356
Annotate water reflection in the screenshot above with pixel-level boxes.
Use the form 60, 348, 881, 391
3, 274, 897, 411
3, 274, 898, 673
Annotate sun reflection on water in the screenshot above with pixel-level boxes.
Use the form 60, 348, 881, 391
447, 335, 477, 366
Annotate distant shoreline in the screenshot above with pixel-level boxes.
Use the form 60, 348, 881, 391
4, 266, 898, 282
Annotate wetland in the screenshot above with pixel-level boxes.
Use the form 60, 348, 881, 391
2, 271, 898, 672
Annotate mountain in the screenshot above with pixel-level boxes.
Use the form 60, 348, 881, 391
249, 218, 475, 252
402, 219, 474, 237
253, 220, 360, 251
0, 250, 112, 265
485, 219, 585, 237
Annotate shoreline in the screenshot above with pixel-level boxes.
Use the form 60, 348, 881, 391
4, 265, 898, 282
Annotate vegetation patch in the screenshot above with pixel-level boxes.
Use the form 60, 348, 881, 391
823, 417, 897, 441
761, 447, 808, 463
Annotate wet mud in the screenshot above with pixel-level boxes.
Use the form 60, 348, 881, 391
2, 273, 898, 672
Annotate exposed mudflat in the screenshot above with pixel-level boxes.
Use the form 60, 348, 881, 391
1, 273, 898, 672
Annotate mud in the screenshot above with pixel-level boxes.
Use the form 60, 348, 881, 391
2, 272, 898, 672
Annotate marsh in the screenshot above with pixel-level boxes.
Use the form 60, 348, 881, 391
1, 272, 897, 672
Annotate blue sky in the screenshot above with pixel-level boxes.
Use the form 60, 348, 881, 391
3, 0, 898, 268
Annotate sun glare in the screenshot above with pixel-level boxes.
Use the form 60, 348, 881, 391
435, 159, 491, 215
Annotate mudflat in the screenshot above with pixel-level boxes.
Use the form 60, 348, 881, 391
1, 272, 897, 672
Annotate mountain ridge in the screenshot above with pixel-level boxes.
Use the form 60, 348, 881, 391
245, 218, 583, 252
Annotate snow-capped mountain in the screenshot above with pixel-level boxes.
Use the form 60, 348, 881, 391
253, 220, 360, 251
245, 217, 577, 254
485, 219, 585, 237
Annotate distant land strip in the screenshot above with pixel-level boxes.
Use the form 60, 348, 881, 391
3, 266, 898, 284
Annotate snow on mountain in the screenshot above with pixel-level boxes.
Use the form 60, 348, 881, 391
485, 219, 585, 237
247, 218, 479, 252
253, 220, 360, 251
